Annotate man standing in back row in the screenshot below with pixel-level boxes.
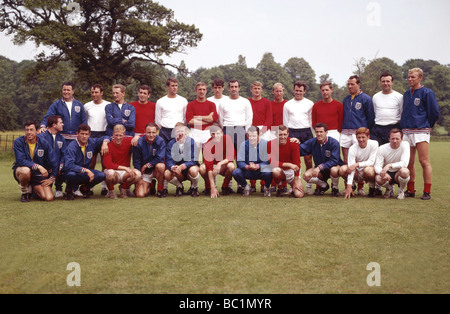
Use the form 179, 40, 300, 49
401, 68, 440, 200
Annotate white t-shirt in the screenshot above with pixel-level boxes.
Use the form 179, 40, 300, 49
218, 96, 253, 129
65, 101, 73, 118
374, 141, 410, 174
207, 95, 229, 115
347, 139, 379, 184
283, 97, 314, 129
84, 100, 110, 132
372, 90, 403, 126
155, 95, 188, 129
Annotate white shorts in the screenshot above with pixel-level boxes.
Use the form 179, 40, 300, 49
282, 169, 296, 184
107, 170, 126, 183
142, 173, 154, 184
340, 133, 357, 148
189, 128, 212, 148
327, 129, 341, 143
403, 133, 430, 147
258, 125, 277, 141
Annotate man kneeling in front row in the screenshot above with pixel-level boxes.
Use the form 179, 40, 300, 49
268, 125, 305, 198
374, 128, 410, 199
102, 124, 141, 199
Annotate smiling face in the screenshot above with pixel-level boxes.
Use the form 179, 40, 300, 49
356, 133, 369, 149
211, 128, 223, 144
138, 88, 150, 103
315, 127, 327, 144
293, 85, 306, 101
91, 87, 103, 104
278, 128, 288, 146
55, 118, 64, 132
248, 131, 259, 146
145, 125, 157, 143
62, 85, 75, 102
24, 124, 37, 143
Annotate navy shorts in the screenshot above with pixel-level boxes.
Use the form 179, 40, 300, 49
289, 128, 313, 144
371, 124, 400, 146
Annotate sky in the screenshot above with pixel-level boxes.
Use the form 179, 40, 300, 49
1, 0, 449, 87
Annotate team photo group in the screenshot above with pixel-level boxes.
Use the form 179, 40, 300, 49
12, 67, 440, 203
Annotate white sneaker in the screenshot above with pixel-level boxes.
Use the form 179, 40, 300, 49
73, 190, 83, 197
357, 189, 366, 196
397, 189, 405, 200
55, 191, 64, 198
263, 186, 271, 197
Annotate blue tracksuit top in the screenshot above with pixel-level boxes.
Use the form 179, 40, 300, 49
105, 102, 136, 136
236, 139, 271, 173
165, 137, 199, 169
40, 99, 87, 136
63, 136, 109, 174
400, 86, 440, 129
342, 92, 375, 130
300, 136, 344, 170
39, 132, 67, 171
133, 135, 166, 172
13, 136, 59, 180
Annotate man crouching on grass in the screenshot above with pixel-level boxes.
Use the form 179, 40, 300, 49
13, 121, 59, 202
102, 124, 141, 199
374, 128, 410, 200
63, 124, 110, 200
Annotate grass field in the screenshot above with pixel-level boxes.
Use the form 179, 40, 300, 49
0, 142, 449, 294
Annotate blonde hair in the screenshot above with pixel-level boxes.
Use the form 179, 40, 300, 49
409, 68, 423, 77
113, 124, 126, 133
251, 81, 263, 88
272, 82, 284, 91
113, 84, 126, 93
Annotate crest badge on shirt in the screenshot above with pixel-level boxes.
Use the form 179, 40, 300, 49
87, 151, 93, 159
75, 106, 81, 113
37, 149, 44, 157
124, 110, 131, 117
355, 102, 362, 110
414, 98, 421, 106
325, 150, 331, 158
57, 141, 63, 149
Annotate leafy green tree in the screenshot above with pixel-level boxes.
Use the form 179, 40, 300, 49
0, 0, 202, 89
255, 53, 293, 100
284, 57, 318, 101
358, 57, 407, 97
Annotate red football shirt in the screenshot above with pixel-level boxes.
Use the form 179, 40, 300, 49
102, 137, 133, 169
271, 99, 287, 127
249, 97, 273, 128
186, 100, 219, 130
312, 100, 344, 132
130, 101, 156, 134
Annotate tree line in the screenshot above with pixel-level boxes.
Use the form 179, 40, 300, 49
0, 54, 449, 134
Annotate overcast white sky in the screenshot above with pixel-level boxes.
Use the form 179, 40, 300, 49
1, 0, 449, 87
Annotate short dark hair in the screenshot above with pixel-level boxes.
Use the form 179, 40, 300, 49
294, 81, 307, 91
140, 85, 151, 93
380, 72, 394, 81
314, 123, 328, 132
228, 80, 240, 88
91, 84, 103, 92
389, 128, 403, 139
348, 75, 361, 84
145, 122, 158, 131
24, 120, 38, 130
166, 77, 178, 87
212, 78, 225, 87
247, 126, 260, 135
47, 115, 62, 128
77, 123, 91, 133
62, 81, 76, 90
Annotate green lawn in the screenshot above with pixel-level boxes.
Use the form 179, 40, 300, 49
0, 142, 449, 294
